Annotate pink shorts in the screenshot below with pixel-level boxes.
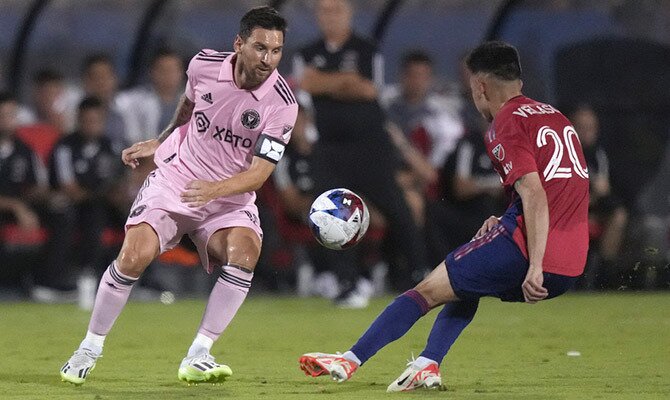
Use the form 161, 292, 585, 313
126, 169, 263, 273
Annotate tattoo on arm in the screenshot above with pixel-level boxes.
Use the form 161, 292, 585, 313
157, 95, 195, 143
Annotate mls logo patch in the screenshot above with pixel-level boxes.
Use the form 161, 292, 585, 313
282, 124, 293, 140
492, 144, 505, 161
241, 109, 261, 129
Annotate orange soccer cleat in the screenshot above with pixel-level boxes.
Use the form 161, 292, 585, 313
299, 352, 359, 382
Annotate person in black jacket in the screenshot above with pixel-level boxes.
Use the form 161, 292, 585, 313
293, 0, 428, 306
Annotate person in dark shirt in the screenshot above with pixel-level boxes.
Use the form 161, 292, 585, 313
571, 104, 628, 289
42, 97, 124, 289
440, 130, 507, 248
0, 93, 44, 230
0, 92, 48, 290
293, 0, 428, 306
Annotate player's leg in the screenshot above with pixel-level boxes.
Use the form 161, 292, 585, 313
178, 226, 260, 383
61, 223, 160, 385
300, 261, 458, 382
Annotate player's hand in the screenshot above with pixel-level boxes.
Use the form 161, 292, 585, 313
522, 265, 548, 304
473, 215, 500, 239
181, 180, 220, 207
122, 139, 160, 169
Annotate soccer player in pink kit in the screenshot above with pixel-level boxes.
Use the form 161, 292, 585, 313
60, 6, 297, 385
300, 41, 589, 392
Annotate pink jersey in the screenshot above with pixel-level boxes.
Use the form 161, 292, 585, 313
486, 95, 590, 277
154, 49, 298, 206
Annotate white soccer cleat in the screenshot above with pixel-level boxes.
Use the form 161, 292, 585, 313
299, 352, 359, 382
386, 360, 442, 392
178, 353, 232, 384
60, 348, 100, 386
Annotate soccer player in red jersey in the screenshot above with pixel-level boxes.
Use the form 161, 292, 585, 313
300, 41, 589, 392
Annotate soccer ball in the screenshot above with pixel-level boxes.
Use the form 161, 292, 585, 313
308, 188, 370, 250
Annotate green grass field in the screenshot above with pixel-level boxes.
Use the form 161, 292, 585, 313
0, 292, 668, 399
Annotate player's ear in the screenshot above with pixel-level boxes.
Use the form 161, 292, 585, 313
234, 35, 244, 52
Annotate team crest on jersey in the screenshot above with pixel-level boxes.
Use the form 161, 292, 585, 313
129, 205, 146, 218
241, 109, 261, 129
492, 143, 505, 161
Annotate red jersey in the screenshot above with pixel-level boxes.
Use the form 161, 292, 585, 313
486, 95, 589, 276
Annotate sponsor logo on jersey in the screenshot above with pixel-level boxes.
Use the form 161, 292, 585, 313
201, 92, 213, 104
194, 111, 210, 133
213, 125, 253, 148
241, 109, 261, 129
492, 143, 505, 161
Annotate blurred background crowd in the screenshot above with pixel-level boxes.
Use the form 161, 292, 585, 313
0, 0, 668, 307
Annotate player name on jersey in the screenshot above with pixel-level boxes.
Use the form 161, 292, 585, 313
512, 104, 559, 118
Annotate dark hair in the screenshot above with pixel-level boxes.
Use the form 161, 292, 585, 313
239, 6, 287, 41
465, 41, 521, 81
401, 50, 433, 70
81, 53, 114, 75
78, 96, 104, 112
0, 91, 17, 106
149, 47, 183, 68
33, 69, 64, 85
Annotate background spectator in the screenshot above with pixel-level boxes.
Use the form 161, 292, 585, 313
571, 104, 629, 289
34, 97, 124, 299
0, 92, 48, 290
293, 0, 428, 307
116, 48, 185, 145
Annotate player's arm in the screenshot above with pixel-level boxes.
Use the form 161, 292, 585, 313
180, 157, 276, 207
514, 172, 549, 303
300, 67, 376, 101
386, 122, 437, 184
121, 95, 195, 168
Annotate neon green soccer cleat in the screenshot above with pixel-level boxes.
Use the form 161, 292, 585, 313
178, 353, 232, 384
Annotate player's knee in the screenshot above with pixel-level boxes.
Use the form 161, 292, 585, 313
414, 281, 445, 309
226, 245, 259, 271
116, 248, 152, 277
413, 264, 457, 309
225, 238, 260, 271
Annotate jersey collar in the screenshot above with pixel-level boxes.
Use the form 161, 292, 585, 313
218, 54, 279, 101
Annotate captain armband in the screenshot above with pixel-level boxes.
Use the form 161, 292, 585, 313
254, 133, 286, 164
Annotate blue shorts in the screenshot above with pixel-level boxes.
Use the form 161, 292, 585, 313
445, 224, 578, 302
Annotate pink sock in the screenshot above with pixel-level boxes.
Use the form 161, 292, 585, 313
88, 261, 138, 335
197, 264, 253, 341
